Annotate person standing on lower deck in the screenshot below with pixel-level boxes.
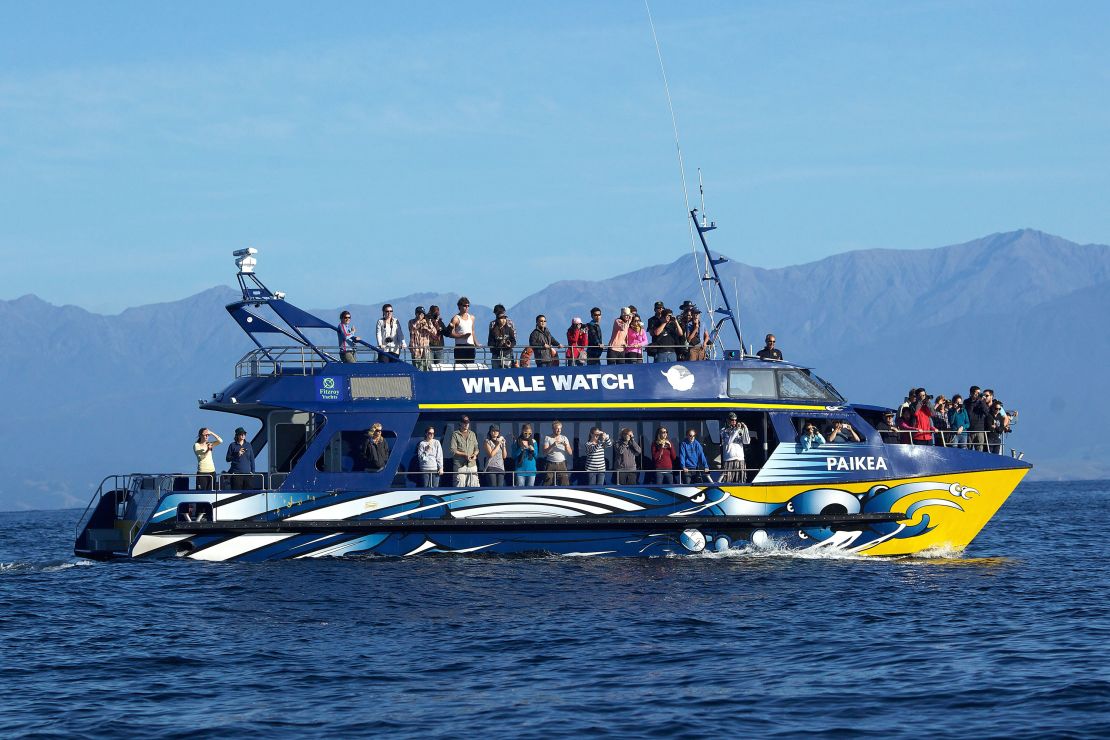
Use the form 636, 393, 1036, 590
614, 427, 642, 485
193, 427, 223, 490
512, 425, 538, 486
585, 426, 611, 486
417, 426, 443, 488
542, 420, 571, 486
450, 415, 479, 487
720, 412, 751, 483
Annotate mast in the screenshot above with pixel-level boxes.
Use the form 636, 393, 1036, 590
690, 208, 743, 353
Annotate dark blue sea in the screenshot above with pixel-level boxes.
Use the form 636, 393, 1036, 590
2, 481, 1108, 739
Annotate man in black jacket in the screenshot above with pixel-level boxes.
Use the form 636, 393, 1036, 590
529, 315, 561, 367
586, 307, 605, 365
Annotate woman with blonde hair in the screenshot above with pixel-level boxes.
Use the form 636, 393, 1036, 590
193, 427, 223, 490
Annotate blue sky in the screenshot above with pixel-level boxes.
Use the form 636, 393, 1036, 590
1, 0, 1107, 312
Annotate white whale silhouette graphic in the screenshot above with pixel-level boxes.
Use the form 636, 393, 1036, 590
661, 365, 695, 391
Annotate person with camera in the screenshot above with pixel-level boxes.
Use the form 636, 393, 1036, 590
542, 420, 572, 486
948, 395, 970, 448
825, 420, 861, 444
224, 426, 256, 490
483, 425, 508, 487
678, 428, 710, 484
566, 317, 588, 366
585, 426, 612, 486
683, 306, 711, 361
487, 312, 516, 369
426, 305, 447, 365
650, 306, 683, 364
720, 412, 752, 482
911, 389, 936, 445
362, 423, 391, 471
624, 316, 647, 363
409, 306, 438, 371
608, 307, 632, 364
529, 315, 561, 368
375, 304, 406, 363
614, 427, 642, 485
512, 425, 539, 486
337, 311, 359, 363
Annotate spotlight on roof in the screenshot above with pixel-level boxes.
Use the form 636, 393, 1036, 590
233, 247, 258, 274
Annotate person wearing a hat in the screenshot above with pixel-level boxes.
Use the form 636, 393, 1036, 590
682, 306, 711, 361
719, 412, 751, 483
876, 410, 901, 444
647, 302, 679, 364
224, 426, 255, 490
566, 317, 588, 366
608, 307, 632, 364
488, 312, 516, 369
409, 306, 436, 370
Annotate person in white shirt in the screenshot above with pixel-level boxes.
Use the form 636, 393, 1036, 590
719, 412, 752, 483
375, 303, 406, 362
542, 420, 572, 486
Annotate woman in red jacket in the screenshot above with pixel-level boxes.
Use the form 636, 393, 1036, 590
651, 426, 677, 485
566, 318, 588, 367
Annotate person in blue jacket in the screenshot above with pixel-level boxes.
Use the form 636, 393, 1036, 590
225, 427, 256, 489
678, 428, 710, 484
947, 395, 971, 449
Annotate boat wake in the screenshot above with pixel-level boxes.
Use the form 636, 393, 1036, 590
0, 559, 92, 574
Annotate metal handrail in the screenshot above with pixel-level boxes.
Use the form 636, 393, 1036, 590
235, 343, 723, 377
882, 427, 1012, 454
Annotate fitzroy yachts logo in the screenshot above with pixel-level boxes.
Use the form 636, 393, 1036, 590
316, 376, 343, 401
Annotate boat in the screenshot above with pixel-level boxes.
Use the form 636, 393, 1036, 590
74, 217, 1030, 560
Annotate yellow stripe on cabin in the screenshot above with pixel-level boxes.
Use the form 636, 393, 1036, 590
417, 401, 830, 411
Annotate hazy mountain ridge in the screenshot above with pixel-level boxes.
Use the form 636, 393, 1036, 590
2, 229, 1108, 510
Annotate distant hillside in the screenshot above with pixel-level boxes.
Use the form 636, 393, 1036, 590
1, 229, 1107, 510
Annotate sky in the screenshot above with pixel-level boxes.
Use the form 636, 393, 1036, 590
1, 0, 1107, 313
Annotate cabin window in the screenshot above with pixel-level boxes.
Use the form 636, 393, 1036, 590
778, 370, 836, 401
316, 429, 396, 473
727, 369, 778, 399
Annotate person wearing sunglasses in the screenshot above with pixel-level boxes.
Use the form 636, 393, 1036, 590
417, 426, 444, 487
756, 333, 783, 361
375, 304, 406, 363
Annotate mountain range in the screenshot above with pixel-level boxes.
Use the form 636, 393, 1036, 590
2, 228, 1107, 511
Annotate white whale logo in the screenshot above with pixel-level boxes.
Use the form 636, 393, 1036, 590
661, 365, 695, 391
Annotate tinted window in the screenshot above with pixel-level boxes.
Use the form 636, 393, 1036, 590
778, 370, 835, 400
728, 369, 778, 398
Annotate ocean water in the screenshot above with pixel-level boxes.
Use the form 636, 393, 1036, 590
1, 481, 1108, 739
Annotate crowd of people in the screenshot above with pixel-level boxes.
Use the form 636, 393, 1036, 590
370, 413, 757, 489
337, 299, 788, 367
873, 385, 1017, 453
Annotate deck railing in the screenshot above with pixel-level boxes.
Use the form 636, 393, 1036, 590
235, 344, 719, 377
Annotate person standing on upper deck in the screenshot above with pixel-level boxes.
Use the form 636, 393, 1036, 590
337, 311, 358, 363
193, 427, 223, 491
566, 318, 588, 366
450, 416, 479, 487
487, 312, 516, 369
529, 315, 561, 368
586, 308, 605, 366
375, 304, 405, 363
608, 307, 632, 365
542, 420, 572, 486
225, 427, 255, 490
720, 412, 752, 483
447, 297, 479, 365
427, 305, 447, 365
683, 307, 711, 361
757, 334, 783, 361
409, 307, 437, 370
